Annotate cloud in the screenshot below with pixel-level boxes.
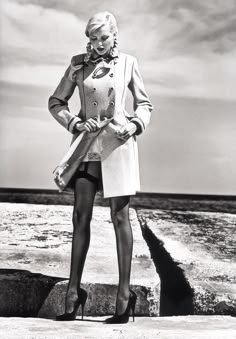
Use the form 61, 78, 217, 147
8, 0, 236, 56
1, 0, 236, 100
10, 0, 236, 57
141, 52, 236, 100
151, 1, 236, 58
0, 1, 88, 66
1, 1, 236, 193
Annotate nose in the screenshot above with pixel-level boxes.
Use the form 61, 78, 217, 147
98, 41, 103, 47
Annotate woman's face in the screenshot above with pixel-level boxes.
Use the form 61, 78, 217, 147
89, 25, 115, 56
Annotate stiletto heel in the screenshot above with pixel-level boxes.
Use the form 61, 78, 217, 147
81, 296, 87, 320
56, 288, 87, 321
105, 289, 137, 324
132, 301, 136, 322
131, 290, 137, 322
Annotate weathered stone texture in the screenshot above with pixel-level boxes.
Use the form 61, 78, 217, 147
0, 203, 158, 317
0, 316, 236, 339
38, 281, 159, 318
136, 209, 236, 316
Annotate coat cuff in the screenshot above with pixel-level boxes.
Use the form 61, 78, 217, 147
130, 117, 145, 136
67, 116, 83, 133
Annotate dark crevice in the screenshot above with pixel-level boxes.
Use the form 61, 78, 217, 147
137, 211, 194, 316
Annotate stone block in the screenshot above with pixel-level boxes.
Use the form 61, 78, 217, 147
38, 280, 159, 318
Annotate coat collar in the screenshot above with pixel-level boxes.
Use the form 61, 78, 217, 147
88, 48, 120, 65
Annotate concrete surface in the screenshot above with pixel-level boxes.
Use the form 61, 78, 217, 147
1, 202, 236, 318
0, 203, 157, 286
0, 203, 159, 317
137, 209, 236, 316
0, 316, 235, 339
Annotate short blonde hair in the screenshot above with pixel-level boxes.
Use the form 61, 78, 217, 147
85, 11, 118, 37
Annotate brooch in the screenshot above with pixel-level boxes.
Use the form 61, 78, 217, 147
92, 66, 111, 79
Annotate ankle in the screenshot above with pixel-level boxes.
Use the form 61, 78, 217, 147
65, 292, 78, 313
66, 288, 78, 303
67, 284, 78, 295
117, 289, 130, 301
115, 299, 129, 315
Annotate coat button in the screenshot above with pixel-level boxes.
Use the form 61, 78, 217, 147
109, 73, 114, 77
93, 101, 98, 106
110, 101, 115, 106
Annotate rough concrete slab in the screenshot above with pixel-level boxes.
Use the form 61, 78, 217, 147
0, 203, 157, 286
38, 281, 158, 318
136, 209, 236, 315
0, 203, 159, 317
0, 316, 235, 339
0, 270, 159, 317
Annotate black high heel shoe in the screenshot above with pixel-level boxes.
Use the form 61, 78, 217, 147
104, 290, 137, 324
56, 288, 87, 321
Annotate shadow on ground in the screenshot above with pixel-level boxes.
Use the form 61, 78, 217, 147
138, 213, 194, 316
0, 269, 64, 317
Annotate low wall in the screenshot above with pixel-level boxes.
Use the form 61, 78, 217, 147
1, 188, 236, 213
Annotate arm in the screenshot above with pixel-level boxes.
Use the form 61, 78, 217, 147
48, 60, 83, 134
128, 57, 153, 135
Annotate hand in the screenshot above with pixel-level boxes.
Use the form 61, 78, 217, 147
75, 118, 100, 133
116, 122, 137, 141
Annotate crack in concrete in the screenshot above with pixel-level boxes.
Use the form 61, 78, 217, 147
136, 209, 194, 316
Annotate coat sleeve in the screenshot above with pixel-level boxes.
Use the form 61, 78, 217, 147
48, 59, 83, 134
128, 57, 153, 135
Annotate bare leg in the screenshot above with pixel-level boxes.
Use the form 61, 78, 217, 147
109, 196, 133, 315
65, 176, 97, 313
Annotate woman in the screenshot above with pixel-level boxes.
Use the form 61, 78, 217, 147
48, 11, 153, 324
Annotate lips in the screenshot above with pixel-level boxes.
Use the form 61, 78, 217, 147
97, 47, 105, 52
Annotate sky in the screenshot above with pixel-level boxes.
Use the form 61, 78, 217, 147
0, 0, 236, 194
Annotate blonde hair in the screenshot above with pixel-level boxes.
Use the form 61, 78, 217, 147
85, 11, 118, 37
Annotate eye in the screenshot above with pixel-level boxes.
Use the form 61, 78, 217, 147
90, 36, 97, 41
101, 35, 109, 41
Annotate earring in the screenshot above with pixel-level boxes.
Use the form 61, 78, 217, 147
84, 41, 92, 63
110, 36, 118, 57
114, 37, 118, 48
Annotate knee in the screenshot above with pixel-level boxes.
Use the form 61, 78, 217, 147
111, 209, 129, 227
72, 208, 92, 230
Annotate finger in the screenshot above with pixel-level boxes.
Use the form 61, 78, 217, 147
84, 126, 92, 132
117, 133, 129, 140
115, 132, 121, 138
90, 117, 100, 125
87, 120, 98, 131
122, 132, 130, 139
119, 131, 130, 139
84, 122, 93, 132
117, 131, 125, 138
87, 120, 97, 128
117, 126, 126, 134
92, 120, 100, 129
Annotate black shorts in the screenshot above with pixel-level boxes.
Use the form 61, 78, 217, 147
70, 161, 103, 191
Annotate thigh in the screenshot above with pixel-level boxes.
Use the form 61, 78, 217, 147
74, 176, 97, 214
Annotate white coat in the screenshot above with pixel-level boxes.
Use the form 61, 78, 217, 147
48, 50, 153, 198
